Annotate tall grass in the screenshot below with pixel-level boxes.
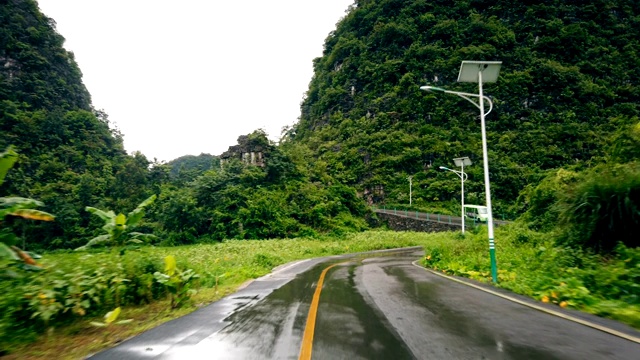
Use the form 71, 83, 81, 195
421, 223, 640, 329
557, 163, 640, 252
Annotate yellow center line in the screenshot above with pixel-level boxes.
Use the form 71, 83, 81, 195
298, 262, 345, 360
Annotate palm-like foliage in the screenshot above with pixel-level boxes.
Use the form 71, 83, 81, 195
1, 147, 55, 274
76, 195, 157, 250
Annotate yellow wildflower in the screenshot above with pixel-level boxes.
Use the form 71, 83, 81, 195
541, 296, 550, 303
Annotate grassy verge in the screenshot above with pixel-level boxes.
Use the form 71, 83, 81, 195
2, 286, 237, 360
420, 223, 640, 329
3, 228, 638, 359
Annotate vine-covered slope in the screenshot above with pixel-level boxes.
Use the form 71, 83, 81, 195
292, 0, 640, 211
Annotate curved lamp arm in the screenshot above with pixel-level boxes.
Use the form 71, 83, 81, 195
439, 166, 468, 181
420, 86, 493, 117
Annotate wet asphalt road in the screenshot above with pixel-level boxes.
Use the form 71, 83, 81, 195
90, 247, 640, 359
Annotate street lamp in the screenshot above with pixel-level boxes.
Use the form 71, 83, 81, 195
439, 156, 471, 234
422, 60, 502, 283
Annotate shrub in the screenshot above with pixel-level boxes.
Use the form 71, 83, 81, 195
420, 224, 640, 329
557, 163, 640, 252
153, 255, 199, 309
0, 249, 176, 347
516, 168, 579, 231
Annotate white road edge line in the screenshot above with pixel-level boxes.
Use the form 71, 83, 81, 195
271, 259, 310, 275
411, 260, 640, 344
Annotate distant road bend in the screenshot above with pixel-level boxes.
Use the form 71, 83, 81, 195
91, 248, 640, 360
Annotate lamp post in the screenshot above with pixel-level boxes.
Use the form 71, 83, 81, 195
439, 156, 471, 234
421, 60, 501, 283
408, 176, 413, 206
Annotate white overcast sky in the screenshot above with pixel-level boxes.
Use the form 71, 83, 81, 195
36, 0, 354, 162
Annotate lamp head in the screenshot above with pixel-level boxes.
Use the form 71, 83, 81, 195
439, 166, 449, 170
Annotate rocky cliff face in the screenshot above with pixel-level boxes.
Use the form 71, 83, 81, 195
219, 132, 272, 168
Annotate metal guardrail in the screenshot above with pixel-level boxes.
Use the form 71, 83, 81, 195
372, 206, 510, 227
372, 207, 465, 227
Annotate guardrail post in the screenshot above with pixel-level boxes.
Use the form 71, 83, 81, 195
437, 214, 441, 222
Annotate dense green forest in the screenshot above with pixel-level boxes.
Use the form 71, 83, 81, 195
290, 0, 639, 250
1, 0, 639, 253
1, 0, 639, 354
294, 0, 639, 207
0, 0, 368, 250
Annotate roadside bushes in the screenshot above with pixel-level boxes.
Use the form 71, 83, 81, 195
0, 250, 197, 347
516, 168, 579, 231
518, 162, 640, 253
421, 224, 640, 329
557, 163, 640, 252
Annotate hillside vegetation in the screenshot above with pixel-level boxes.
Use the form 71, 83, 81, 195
1, 0, 640, 357
293, 0, 639, 214
1, 0, 164, 250
1, 0, 638, 249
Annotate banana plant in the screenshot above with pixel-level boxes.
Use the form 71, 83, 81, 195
154, 255, 199, 308
76, 194, 157, 250
0, 147, 55, 275
90, 307, 133, 327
